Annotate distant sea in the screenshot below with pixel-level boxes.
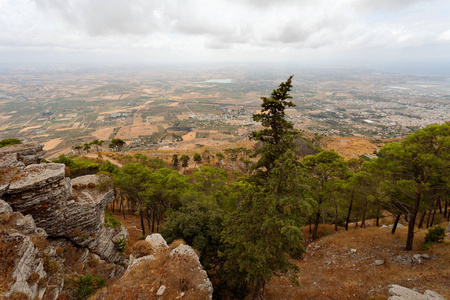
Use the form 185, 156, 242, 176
204, 79, 232, 83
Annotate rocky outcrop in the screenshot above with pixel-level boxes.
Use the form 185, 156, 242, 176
0, 143, 129, 299
0, 141, 44, 165
388, 284, 445, 300
0, 200, 48, 299
95, 234, 213, 300
1, 199, 126, 300
1, 143, 127, 264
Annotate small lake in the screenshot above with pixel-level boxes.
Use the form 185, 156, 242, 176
204, 79, 232, 84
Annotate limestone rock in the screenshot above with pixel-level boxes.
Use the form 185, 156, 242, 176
3, 166, 127, 263
0, 141, 44, 165
0, 200, 48, 299
170, 244, 200, 264
156, 285, 166, 296
388, 284, 445, 300
145, 233, 168, 249
94, 235, 213, 300
374, 260, 384, 266
128, 255, 156, 270
446, 224, 450, 233
0, 199, 13, 215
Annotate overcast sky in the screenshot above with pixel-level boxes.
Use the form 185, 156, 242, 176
1, 0, 449, 74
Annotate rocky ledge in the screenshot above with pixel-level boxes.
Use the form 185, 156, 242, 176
0, 141, 44, 165
0, 143, 127, 264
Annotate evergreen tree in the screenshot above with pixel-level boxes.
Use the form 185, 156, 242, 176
370, 122, 449, 250
172, 154, 179, 170
250, 76, 299, 178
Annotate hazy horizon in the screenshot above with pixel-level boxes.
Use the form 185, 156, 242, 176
1, 0, 449, 77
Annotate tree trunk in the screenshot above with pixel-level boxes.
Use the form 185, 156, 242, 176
444, 200, 448, 218
334, 199, 338, 231
392, 214, 401, 234
405, 191, 421, 251
426, 209, 432, 228
121, 195, 126, 220
251, 279, 266, 300
430, 209, 437, 227
146, 209, 151, 231
361, 201, 368, 228
418, 211, 427, 229
376, 207, 380, 227
140, 209, 146, 236
152, 209, 156, 233
346, 191, 356, 231
156, 211, 161, 233
312, 209, 321, 240
438, 197, 442, 214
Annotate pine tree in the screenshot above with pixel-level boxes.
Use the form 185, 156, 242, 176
250, 76, 299, 178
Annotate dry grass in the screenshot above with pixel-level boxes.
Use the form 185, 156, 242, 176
93, 247, 210, 300
265, 221, 450, 300
131, 241, 153, 258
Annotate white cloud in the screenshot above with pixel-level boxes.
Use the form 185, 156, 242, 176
0, 0, 448, 66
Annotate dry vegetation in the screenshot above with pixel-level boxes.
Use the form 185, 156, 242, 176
266, 222, 450, 300
94, 241, 210, 300
109, 209, 450, 300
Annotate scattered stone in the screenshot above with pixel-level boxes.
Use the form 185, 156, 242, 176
156, 285, 166, 296
381, 224, 404, 229
388, 284, 445, 300
350, 249, 357, 253
374, 260, 384, 266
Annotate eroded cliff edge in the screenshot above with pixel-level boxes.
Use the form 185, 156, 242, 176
0, 142, 128, 299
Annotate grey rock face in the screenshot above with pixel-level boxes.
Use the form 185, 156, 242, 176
1, 145, 127, 264
0, 141, 44, 165
0, 200, 49, 299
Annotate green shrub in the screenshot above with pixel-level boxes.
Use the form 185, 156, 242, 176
104, 212, 121, 228
76, 274, 105, 300
113, 234, 127, 253
422, 226, 445, 250
0, 138, 21, 148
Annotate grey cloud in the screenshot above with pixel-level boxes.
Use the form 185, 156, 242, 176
34, 0, 164, 36
352, 0, 440, 11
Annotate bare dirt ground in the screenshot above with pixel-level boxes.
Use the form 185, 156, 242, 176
115, 125, 160, 139
266, 222, 450, 300
42, 138, 62, 151
321, 137, 380, 159
91, 127, 115, 141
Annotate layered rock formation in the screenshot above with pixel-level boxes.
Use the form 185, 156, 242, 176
0, 142, 128, 299
1, 143, 127, 264
0, 199, 47, 299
